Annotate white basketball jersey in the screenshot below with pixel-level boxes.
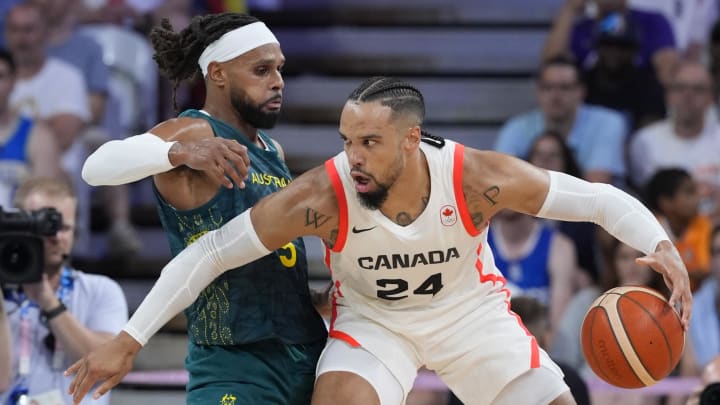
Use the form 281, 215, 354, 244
323, 140, 509, 329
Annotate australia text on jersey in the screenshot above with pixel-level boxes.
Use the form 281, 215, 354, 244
250, 172, 289, 187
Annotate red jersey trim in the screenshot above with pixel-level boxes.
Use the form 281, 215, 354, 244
474, 243, 540, 369
324, 159, 348, 252
452, 144, 481, 236
328, 289, 360, 348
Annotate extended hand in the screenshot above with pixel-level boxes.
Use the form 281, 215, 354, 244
169, 138, 250, 189
636, 240, 693, 330
65, 331, 141, 404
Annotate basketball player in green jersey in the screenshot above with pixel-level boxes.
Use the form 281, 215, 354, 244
80, 13, 328, 405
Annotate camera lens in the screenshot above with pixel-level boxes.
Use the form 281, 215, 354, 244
0, 241, 32, 275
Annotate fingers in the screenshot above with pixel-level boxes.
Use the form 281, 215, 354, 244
221, 142, 249, 188
218, 157, 244, 189
93, 374, 124, 400
681, 289, 693, 331
65, 360, 83, 395
65, 358, 81, 377
69, 362, 92, 404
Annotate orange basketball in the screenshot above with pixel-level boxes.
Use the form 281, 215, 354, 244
580, 286, 685, 388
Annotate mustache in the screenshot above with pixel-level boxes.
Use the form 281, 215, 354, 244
262, 94, 282, 106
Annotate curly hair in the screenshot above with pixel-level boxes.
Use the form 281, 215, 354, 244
149, 13, 260, 109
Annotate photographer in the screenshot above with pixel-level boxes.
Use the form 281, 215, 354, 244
0, 177, 127, 405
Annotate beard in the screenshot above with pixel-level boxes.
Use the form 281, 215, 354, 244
355, 155, 403, 210
357, 184, 390, 210
230, 88, 280, 129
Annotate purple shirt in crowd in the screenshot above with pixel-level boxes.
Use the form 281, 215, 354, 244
570, 9, 676, 69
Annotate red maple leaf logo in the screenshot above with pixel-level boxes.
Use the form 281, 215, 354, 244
442, 208, 454, 217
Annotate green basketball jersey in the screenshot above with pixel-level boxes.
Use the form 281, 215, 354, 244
153, 109, 327, 345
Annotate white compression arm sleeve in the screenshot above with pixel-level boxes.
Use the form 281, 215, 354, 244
537, 171, 669, 255
123, 210, 271, 345
81, 133, 177, 186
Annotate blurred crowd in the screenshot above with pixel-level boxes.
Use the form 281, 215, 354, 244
2, 0, 720, 404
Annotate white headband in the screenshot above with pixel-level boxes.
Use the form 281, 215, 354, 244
198, 22, 279, 76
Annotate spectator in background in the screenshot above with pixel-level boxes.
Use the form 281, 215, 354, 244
646, 168, 712, 291
0, 177, 128, 405
487, 209, 578, 333
0, 0, 24, 47
495, 56, 627, 185
38, 0, 141, 257
526, 131, 601, 285
687, 225, 720, 374
543, 0, 678, 85
583, 12, 666, 130
629, 62, 720, 220
629, 0, 717, 62
0, 49, 62, 209
4, 2, 94, 258
5, 3, 90, 153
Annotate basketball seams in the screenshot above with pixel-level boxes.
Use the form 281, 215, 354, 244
619, 293, 674, 375
602, 292, 657, 386
585, 307, 617, 384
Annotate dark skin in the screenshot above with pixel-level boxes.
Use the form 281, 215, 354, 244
149, 43, 286, 209
66, 100, 692, 405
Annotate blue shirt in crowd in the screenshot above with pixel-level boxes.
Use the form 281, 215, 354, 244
494, 104, 627, 177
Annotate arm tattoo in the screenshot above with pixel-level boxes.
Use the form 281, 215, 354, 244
395, 212, 413, 226
482, 186, 500, 206
325, 229, 338, 248
305, 208, 331, 228
471, 212, 485, 229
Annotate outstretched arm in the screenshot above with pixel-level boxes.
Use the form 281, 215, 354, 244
81, 117, 250, 188
464, 150, 691, 329
541, 0, 584, 61
65, 166, 338, 404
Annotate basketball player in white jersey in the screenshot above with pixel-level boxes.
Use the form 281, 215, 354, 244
66, 77, 692, 405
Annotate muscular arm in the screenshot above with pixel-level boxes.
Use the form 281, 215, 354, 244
463, 149, 691, 326
124, 165, 338, 345
542, 0, 583, 61
82, 118, 250, 207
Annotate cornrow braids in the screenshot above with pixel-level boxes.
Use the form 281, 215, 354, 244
348, 76, 426, 122
149, 12, 260, 110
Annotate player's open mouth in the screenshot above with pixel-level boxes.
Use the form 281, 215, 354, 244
352, 173, 371, 193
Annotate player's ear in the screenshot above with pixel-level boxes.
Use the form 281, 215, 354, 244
206, 61, 227, 87
405, 126, 421, 150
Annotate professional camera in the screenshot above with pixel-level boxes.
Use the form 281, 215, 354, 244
0, 206, 62, 284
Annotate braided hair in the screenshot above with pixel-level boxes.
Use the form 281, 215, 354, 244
348, 76, 444, 145
348, 76, 425, 121
149, 13, 260, 109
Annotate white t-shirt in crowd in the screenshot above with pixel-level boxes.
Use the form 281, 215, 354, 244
630, 118, 720, 211
630, 0, 717, 51
1, 270, 128, 405
10, 57, 90, 123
